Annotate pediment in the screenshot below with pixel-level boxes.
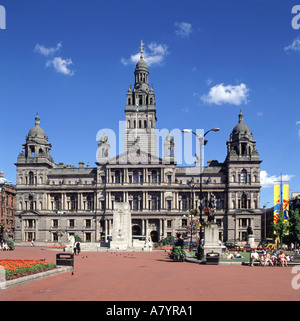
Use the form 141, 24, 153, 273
106, 149, 165, 165
19, 210, 40, 216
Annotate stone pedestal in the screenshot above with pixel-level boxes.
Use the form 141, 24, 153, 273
110, 202, 132, 251
203, 222, 226, 259
246, 234, 255, 248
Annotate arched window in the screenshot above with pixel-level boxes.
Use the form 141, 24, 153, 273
70, 195, 77, 211
29, 196, 34, 210
133, 195, 139, 210
241, 193, 247, 209
240, 169, 247, 183
29, 171, 34, 185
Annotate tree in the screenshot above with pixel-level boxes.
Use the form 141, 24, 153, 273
272, 209, 289, 247
289, 209, 300, 247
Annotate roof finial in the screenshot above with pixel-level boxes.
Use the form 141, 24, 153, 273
140, 40, 145, 58
238, 109, 244, 123
35, 112, 40, 126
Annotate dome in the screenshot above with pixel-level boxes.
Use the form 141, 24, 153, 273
28, 113, 47, 140
231, 110, 252, 139
0, 171, 11, 186
135, 57, 148, 72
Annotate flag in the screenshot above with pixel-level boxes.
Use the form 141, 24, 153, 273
283, 184, 289, 221
274, 184, 280, 225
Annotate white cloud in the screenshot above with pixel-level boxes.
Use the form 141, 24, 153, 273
284, 37, 300, 53
175, 22, 193, 37
46, 57, 75, 76
121, 42, 169, 67
201, 83, 249, 105
260, 170, 295, 188
296, 121, 300, 125
34, 42, 62, 57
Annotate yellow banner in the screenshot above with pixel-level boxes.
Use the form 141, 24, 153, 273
283, 184, 289, 222
274, 184, 280, 224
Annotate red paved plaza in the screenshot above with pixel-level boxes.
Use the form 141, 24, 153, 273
0, 247, 299, 301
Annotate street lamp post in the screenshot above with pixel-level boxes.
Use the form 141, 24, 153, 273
187, 177, 196, 252
182, 127, 220, 260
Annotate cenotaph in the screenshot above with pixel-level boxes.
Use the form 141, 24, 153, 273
110, 202, 132, 250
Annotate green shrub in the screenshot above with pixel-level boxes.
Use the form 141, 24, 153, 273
6, 237, 14, 250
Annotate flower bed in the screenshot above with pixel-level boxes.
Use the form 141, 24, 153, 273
0, 259, 56, 281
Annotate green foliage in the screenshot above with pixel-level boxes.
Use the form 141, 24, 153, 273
289, 209, 300, 244
160, 235, 174, 246
172, 246, 186, 260
272, 210, 289, 245
6, 237, 14, 250
74, 234, 83, 242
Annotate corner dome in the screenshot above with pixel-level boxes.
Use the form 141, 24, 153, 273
28, 113, 47, 140
231, 110, 252, 139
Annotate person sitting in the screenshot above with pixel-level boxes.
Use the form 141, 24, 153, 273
2, 243, 9, 251
278, 250, 288, 267
264, 252, 274, 266
250, 249, 260, 266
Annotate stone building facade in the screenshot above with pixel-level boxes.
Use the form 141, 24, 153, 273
0, 171, 16, 241
14, 46, 262, 244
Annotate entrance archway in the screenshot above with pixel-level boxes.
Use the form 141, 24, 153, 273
150, 230, 158, 242
132, 225, 141, 236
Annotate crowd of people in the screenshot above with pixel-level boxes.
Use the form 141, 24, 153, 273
225, 247, 299, 267
250, 248, 297, 267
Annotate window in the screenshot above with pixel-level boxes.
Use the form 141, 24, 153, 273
29, 196, 34, 210
87, 195, 94, 210
70, 195, 77, 211
182, 195, 188, 210
69, 219, 75, 228
240, 169, 247, 183
167, 175, 172, 184
85, 219, 91, 228
151, 170, 157, 184
241, 193, 247, 209
54, 195, 61, 210
151, 195, 159, 210
52, 219, 58, 228
167, 200, 172, 210
115, 171, 121, 184
29, 171, 34, 185
133, 171, 139, 184
133, 195, 139, 210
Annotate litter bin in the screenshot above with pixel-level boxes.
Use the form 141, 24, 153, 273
56, 253, 74, 267
206, 252, 219, 265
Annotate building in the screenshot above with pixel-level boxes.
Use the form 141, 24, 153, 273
0, 171, 16, 241
14, 44, 262, 244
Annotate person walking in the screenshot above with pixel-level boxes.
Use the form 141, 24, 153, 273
76, 241, 81, 255
73, 242, 77, 255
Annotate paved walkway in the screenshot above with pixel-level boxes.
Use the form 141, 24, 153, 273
0, 247, 299, 301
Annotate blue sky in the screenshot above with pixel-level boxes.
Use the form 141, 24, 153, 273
0, 0, 299, 207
